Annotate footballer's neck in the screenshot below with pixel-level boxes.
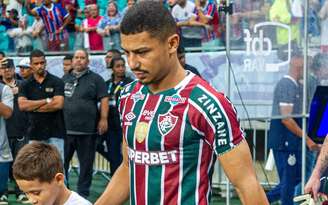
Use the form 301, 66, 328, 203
149, 61, 186, 94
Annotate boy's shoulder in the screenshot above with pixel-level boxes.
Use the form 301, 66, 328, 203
63, 191, 92, 205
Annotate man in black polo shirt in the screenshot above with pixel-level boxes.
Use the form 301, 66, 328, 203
63, 49, 108, 198
18, 49, 66, 160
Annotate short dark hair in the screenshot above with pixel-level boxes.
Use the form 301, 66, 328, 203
120, 1, 177, 40
0, 51, 5, 57
63, 54, 73, 61
107, 49, 121, 56
110, 56, 125, 69
312, 53, 328, 71
30, 49, 45, 62
74, 48, 89, 60
13, 142, 64, 183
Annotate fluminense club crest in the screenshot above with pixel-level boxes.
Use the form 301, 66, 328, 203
157, 112, 178, 136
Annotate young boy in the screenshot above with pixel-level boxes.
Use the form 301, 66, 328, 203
12, 142, 92, 205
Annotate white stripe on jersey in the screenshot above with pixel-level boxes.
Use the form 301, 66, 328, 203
206, 151, 215, 204
197, 85, 235, 149
195, 139, 203, 204
178, 103, 189, 205
174, 71, 195, 91
191, 124, 205, 137
133, 92, 149, 204
145, 95, 163, 205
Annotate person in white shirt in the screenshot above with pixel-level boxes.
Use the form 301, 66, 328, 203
12, 142, 92, 205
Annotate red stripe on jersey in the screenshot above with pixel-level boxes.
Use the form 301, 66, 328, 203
188, 103, 215, 146
135, 94, 161, 205
198, 144, 212, 205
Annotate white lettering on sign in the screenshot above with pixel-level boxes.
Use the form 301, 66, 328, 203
243, 22, 292, 72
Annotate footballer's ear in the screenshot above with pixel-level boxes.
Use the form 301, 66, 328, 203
167, 34, 180, 55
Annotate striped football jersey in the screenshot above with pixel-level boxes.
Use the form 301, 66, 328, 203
119, 72, 245, 205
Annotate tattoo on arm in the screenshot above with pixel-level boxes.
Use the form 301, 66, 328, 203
319, 137, 328, 174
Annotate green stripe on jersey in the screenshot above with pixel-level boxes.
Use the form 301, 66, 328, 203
146, 96, 168, 205
127, 86, 147, 205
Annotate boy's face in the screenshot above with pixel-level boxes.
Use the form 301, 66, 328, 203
16, 174, 64, 205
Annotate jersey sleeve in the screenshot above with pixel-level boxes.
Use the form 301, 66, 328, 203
57, 4, 69, 19
204, 3, 216, 19
2, 85, 13, 109
18, 80, 28, 99
188, 84, 245, 156
276, 79, 296, 106
54, 77, 65, 96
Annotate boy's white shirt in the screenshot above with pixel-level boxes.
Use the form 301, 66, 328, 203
63, 191, 92, 205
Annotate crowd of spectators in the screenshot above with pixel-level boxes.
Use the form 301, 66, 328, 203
0, 0, 311, 53
0, 0, 328, 53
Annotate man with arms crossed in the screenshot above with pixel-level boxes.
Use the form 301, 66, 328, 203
96, 2, 268, 205
18, 49, 66, 160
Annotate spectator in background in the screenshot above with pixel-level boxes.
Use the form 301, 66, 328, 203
311, 53, 328, 85
104, 49, 121, 69
1, 58, 29, 204
97, 1, 121, 51
5, 0, 22, 18
0, 8, 19, 52
171, 0, 203, 48
167, 0, 177, 11
0, 58, 14, 205
74, 6, 89, 49
193, 0, 221, 48
0, 0, 6, 17
27, 15, 46, 51
177, 44, 202, 76
18, 49, 66, 160
7, 16, 33, 53
104, 56, 132, 176
17, 58, 32, 80
63, 49, 108, 198
61, 0, 78, 50
84, 4, 103, 51
121, 0, 135, 16
231, 0, 270, 47
26, 0, 71, 51
270, 0, 301, 46
266, 53, 320, 204
63, 54, 73, 75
